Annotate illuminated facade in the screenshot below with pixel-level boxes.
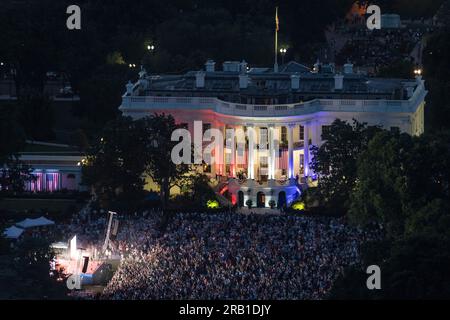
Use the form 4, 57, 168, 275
120, 60, 427, 207
18, 142, 85, 193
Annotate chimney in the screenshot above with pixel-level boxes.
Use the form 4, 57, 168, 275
291, 74, 300, 90
334, 74, 344, 91
205, 60, 215, 72
239, 74, 249, 89
240, 60, 248, 73
223, 61, 241, 72
126, 81, 134, 95
343, 63, 353, 74
196, 71, 205, 88
313, 60, 321, 73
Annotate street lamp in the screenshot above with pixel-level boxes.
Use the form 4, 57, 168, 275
414, 68, 422, 77
147, 44, 155, 52
279, 48, 287, 65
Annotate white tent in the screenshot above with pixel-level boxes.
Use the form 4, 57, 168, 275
16, 216, 55, 229
3, 226, 25, 239
51, 242, 69, 250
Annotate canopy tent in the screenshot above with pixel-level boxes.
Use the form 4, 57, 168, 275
16, 216, 55, 229
3, 226, 25, 239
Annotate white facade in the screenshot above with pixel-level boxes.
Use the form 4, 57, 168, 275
119, 63, 427, 208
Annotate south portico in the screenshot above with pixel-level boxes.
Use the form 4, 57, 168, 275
206, 118, 321, 208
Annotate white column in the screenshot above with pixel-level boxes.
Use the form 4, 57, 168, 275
272, 126, 278, 180
226, 125, 236, 178
287, 124, 294, 179
247, 125, 255, 180
303, 124, 309, 178
310, 121, 318, 177
222, 125, 226, 176
268, 125, 274, 180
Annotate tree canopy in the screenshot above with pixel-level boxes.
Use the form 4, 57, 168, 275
310, 119, 381, 213
325, 128, 450, 299
82, 116, 148, 204
82, 114, 191, 210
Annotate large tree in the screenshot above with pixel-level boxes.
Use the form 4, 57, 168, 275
423, 30, 450, 132
329, 234, 450, 300
0, 157, 34, 194
140, 114, 191, 210
331, 131, 450, 299
0, 237, 68, 299
349, 130, 450, 238
82, 116, 148, 204
0, 104, 34, 195
82, 114, 191, 210
310, 119, 381, 212
77, 64, 131, 129
349, 130, 414, 237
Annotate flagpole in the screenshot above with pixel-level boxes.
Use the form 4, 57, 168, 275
274, 7, 279, 72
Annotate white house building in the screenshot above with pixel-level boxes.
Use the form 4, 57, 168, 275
119, 60, 427, 208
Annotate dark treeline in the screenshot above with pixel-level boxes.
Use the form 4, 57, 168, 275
0, 0, 448, 140
1, 0, 444, 88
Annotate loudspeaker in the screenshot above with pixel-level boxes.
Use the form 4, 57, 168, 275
82, 256, 89, 273
93, 263, 113, 285
111, 219, 119, 237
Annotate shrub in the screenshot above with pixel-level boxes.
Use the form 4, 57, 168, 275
246, 199, 253, 209
268, 200, 276, 209
206, 199, 220, 209
292, 201, 306, 211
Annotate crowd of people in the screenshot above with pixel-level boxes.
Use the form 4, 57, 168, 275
98, 212, 381, 300
338, 27, 425, 69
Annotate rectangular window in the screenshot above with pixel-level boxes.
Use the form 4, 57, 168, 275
281, 127, 287, 144
299, 154, 305, 175
46, 173, 60, 192
260, 156, 268, 166
259, 127, 268, 149
299, 125, 304, 141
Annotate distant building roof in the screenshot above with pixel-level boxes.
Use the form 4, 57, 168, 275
131, 59, 417, 101
20, 141, 82, 156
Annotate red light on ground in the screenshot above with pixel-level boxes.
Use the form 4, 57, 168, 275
231, 194, 237, 205
220, 186, 228, 195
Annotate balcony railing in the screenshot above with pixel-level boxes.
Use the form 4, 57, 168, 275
120, 80, 427, 118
